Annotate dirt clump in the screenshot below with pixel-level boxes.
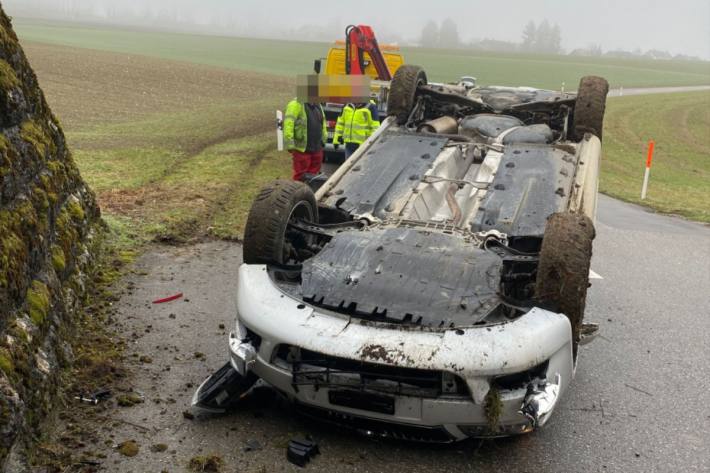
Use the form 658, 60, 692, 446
117, 392, 144, 407
117, 440, 140, 457
188, 454, 224, 472
150, 443, 168, 453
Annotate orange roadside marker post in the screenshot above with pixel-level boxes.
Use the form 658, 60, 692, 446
641, 140, 655, 199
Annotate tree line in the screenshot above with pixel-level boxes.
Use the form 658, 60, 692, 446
420, 18, 562, 53
521, 20, 561, 54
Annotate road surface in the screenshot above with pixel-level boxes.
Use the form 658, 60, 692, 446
607, 85, 710, 97
61, 195, 709, 473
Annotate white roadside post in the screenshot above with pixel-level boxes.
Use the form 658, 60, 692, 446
276, 110, 284, 151
641, 140, 655, 200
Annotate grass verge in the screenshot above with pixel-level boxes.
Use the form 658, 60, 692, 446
602, 91, 710, 222
31, 217, 139, 471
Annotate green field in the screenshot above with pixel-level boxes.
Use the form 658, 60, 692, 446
15, 22, 710, 245
21, 40, 293, 244
13, 18, 710, 89
602, 91, 710, 222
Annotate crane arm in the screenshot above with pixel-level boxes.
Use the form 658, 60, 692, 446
345, 24, 392, 81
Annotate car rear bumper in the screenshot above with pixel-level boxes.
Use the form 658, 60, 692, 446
232, 264, 574, 440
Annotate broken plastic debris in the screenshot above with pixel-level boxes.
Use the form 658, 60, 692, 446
152, 293, 183, 304
244, 439, 262, 452
75, 388, 111, 405
518, 373, 561, 428
287, 438, 320, 467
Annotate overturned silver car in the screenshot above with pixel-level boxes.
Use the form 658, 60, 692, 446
194, 66, 608, 441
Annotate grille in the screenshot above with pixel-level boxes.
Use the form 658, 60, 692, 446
276, 346, 469, 398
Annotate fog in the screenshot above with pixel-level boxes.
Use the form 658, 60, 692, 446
3, 0, 710, 59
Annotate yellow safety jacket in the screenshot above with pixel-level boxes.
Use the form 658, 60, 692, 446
333, 103, 380, 145
284, 99, 327, 152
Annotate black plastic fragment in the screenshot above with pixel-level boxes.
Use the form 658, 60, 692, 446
75, 388, 111, 405
192, 362, 257, 413
287, 438, 320, 467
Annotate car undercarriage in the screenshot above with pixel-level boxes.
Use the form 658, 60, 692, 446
193, 66, 608, 441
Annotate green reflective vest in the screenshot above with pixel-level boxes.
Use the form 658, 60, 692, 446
333, 103, 380, 145
283, 99, 327, 153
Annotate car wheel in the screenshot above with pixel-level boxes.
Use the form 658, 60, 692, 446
243, 179, 318, 265
535, 212, 596, 358
387, 65, 427, 125
572, 76, 609, 141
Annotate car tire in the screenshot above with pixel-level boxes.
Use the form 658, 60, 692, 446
387, 65, 427, 125
572, 76, 609, 141
243, 179, 318, 265
535, 212, 596, 358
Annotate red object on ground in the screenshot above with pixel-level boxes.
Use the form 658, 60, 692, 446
646, 140, 655, 168
291, 150, 323, 181
152, 293, 183, 304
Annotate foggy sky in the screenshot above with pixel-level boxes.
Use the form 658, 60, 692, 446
3, 0, 710, 59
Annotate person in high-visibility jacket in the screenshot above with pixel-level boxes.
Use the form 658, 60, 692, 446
333, 101, 380, 159
283, 98, 327, 181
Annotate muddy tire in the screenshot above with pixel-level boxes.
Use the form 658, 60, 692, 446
535, 212, 596, 358
572, 76, 609, 141
387, 65, 427, 125
243, 180, 318, 265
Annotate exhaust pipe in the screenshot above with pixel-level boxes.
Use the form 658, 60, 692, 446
417, 116, 458, 135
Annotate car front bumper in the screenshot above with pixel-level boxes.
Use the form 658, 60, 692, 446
231, 264, 574, 441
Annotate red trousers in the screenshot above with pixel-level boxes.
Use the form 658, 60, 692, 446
291, 150, 323, 181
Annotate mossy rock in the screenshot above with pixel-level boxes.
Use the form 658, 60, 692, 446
0, 209, 28, 297
67, 199, 85, 221
0, 5, 102, 468
0, 348, 14, 375
0, 59, 19, 90
19, 120, 53, 159
50, 245, 66, 273
26, 280, 50, 326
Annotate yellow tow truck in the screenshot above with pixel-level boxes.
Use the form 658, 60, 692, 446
313, 25, 405, 161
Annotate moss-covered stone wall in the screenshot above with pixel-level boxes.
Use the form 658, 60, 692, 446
0, 5, 101, 469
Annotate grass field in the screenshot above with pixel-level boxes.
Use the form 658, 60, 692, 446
14, 18, 710, 89
602, 91, 710, 222
18, 27, 710, 248
24, 41, 293, 243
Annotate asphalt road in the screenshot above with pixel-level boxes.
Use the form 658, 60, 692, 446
75, 195, 710, 473
607, 85, 710, 97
